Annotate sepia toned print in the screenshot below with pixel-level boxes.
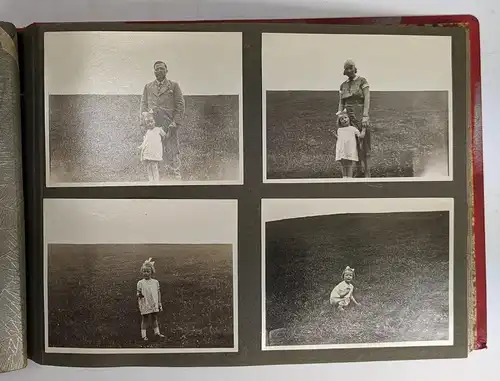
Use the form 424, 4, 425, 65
47, 243, 235, 351
262, 198, 453, 350
44, 31, 243, 187
262, 33, 453, 183
43, 199, 238, 354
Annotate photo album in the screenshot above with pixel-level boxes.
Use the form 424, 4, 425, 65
0, 15, 487, 372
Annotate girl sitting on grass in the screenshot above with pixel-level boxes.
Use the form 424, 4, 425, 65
334, 109, 366, 178
329, 266, 360, 311
137, 257, 165, 341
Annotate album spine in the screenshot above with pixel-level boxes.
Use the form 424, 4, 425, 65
0, 22, 28, 373
19, 24, 45, 364
464, 15, 487, 351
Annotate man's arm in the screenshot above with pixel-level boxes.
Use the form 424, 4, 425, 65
139, 85, 148, 121
172, 81, 185, 126
157, 280, 163, 310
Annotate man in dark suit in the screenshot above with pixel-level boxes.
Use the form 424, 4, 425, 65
140, 61, 185, 180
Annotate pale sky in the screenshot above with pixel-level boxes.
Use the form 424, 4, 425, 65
44, 31, 242, 95
262, 33, 453, 92
44, 199, 238, 244
262, 198, 453, 222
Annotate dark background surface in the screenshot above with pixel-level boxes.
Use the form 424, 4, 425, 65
47, 244, 234, 349
24, 24, 469, 366
48, 94, 240, 183
265, 211, 450, 346
266, 91, 449, 179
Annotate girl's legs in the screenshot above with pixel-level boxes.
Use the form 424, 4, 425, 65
337, 298, 350, 311
151, 313, 165, 337
151, 161, 160, 183
145, 161, 154, 182
141, 314, 148, 340
340, 160, 347, 178
346, 160, 354, 178
329, 295, 342, 306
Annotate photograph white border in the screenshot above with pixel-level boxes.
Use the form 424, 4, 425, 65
43, 198, 239, 354
43, 31, 244, 188
261, 197, 454, 351
262, 32, 454, 184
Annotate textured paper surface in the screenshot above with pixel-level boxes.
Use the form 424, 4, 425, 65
0, 23, 26, 372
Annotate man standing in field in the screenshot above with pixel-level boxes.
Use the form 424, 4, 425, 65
140, 61, 185, 180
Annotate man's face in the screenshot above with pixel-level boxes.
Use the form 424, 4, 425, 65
154, 63, 167, 81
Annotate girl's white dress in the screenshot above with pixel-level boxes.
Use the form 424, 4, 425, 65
329, 280, 354, 306
137, 278, 160, 315
335, 125, 361, 161
139, 127, 165, 162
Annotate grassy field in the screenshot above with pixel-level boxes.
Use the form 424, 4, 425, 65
47, 244, 234, 349
265, 212, 450, 346
266, 91, 449, 179
48, 94, 240, 183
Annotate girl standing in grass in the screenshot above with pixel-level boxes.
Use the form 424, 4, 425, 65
137, 257, 165, 341
329, 266, 360, 311
334, 109, 366, 178
139, 109, 166, 184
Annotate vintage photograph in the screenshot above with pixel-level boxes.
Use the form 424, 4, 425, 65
44, 199, 238, 353
262, 198, 453, 350
262, 33, 453, 182
44, 31, 243, 186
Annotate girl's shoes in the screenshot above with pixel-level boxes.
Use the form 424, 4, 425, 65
143, 336, 148, 341
155, 333, 165, 338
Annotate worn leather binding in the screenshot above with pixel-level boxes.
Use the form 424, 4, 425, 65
0, 22, 27, 373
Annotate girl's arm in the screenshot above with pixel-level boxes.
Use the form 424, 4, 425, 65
345, 287, 353, 299
351, 294, 360, 305
137, 281, 143, 298
349, 287, 360, 305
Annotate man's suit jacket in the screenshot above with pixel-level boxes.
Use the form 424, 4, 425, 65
140, 79, 185, 127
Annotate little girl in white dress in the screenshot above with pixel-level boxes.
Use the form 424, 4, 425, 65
334, 109, 366, 178
137, 257, 165, 341
329, 266, 360, 311
139, 110, 166, 184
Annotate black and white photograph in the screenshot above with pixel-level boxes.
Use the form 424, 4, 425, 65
262, 33, 453, 182
44, 199, 238, 353
44, 31, 243, 187
262, 198, 453, 350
